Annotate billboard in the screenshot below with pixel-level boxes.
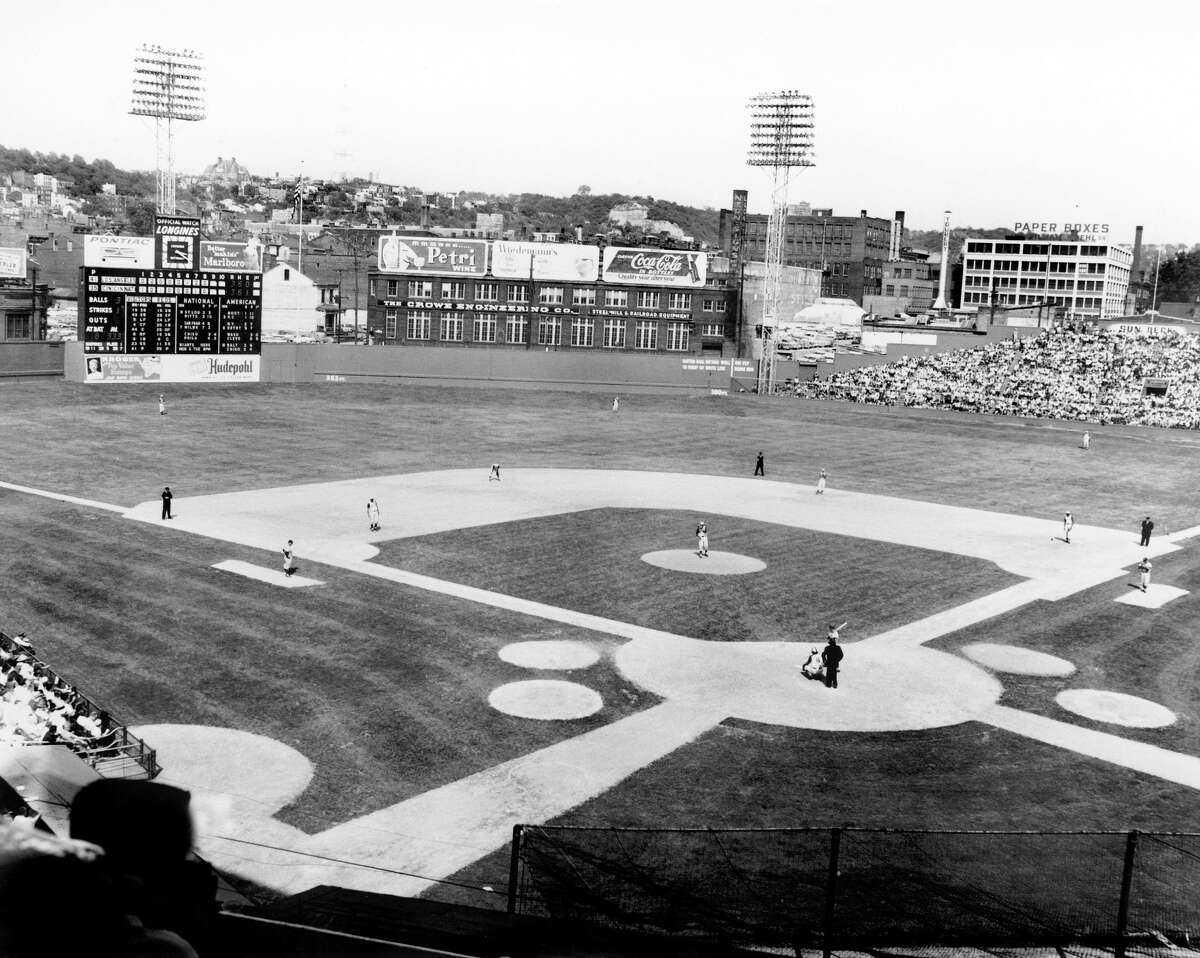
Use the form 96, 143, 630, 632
155, 215, 201, 270
200, 239, 263, 273
84, 235, 156, 269
378, 236, 487, 275
491, 241, 600, 282
602, 247, 707, 288
84, 354, 260, 383
81, 267, 261, 356
0, 246, 26, 278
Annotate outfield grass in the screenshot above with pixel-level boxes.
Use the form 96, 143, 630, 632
3, 378, 1200, 891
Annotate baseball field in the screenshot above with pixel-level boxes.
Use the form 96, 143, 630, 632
3, 379, 1200, 911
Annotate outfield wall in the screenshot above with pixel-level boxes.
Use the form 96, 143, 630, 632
66, 342, 752, 395
0, 343, 65, 380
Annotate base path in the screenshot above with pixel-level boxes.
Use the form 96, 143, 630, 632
111, 468, 1196, 899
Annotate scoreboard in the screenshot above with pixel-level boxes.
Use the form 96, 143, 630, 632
82, 267, 262, 355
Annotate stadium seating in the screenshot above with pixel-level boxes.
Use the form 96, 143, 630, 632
0, 630, 156, 783
797, 327, 1200, 428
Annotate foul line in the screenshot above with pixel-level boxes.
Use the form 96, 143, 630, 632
0, 480, 128, 514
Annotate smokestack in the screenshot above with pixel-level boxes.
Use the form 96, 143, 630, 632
1131, 225, 1144, 283
933, 210, 952, 311
889, 211, 905, 261
420, 196, 430, 230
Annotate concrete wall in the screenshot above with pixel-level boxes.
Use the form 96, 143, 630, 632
0, 342, 65, 380
65, 341, 753, 394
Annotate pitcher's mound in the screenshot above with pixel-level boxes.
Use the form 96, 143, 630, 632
641, 550, 766, 575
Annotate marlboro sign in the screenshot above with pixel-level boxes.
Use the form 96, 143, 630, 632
602, 247, 707, 288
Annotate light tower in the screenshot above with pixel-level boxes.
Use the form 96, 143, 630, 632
130, 45, 206, 216
932, 210, 952, 311
747, 91, 814, 395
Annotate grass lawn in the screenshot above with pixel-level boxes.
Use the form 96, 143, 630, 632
3, 378, 1200, 903
382, 508, 1018, 643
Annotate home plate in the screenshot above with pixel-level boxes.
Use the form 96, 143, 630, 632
212, 559, 324, 588
1114, 584, 1188, 609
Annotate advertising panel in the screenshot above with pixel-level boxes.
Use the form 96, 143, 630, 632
378, 236, 488, 275
83, 235, 156, 269
491, 241, 600, 282
200, 239, 264, 273
602, 248, 707, 288
84, 354, 260, 383
155, 214, 202, 270
0, 246, 26, 277
81, 267, 261, 356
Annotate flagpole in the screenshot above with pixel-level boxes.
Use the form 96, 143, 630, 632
298, 160, 305, 274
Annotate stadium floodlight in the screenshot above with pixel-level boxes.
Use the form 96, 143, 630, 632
129, 45, 206, 216
747, 91, 814, 396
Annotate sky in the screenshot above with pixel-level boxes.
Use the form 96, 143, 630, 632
3, 0, 1198, 243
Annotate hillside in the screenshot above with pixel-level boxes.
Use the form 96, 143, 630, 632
0, 144, 156, 198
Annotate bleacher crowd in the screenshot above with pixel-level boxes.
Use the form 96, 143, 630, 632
796, 327, 1200, 428
0, 632, 117, 754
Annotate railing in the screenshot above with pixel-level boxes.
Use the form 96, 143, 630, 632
0, 630, 159, 779
508, 825, 1200, 956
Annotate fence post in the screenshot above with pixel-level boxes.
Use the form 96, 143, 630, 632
1115, 830, 1139, 958
823, 828, 842, 958
507, 824, 524, 915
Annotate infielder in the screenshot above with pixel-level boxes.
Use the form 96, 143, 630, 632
816, 468, 827, 495
696, 520, 709, 558
367, 498, 381, 532
1063, 512, 1074, 544
488, 464, 501, 482
1138, 557, 1152, 593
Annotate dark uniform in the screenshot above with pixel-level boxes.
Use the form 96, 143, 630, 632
1140, 517, 1154, 547
821, 639, 844, 689
161, 486, 173, 520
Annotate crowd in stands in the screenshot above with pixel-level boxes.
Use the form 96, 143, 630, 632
0, 632, 118, 756
796, 327, 1200, 429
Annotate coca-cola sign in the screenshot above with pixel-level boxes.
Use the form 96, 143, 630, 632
602, 247, 707, 288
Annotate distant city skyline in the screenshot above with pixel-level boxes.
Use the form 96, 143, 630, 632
5, 0, 1198, 244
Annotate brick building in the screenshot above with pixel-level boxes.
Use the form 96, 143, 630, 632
719, 196, 892, 306
367, 237, 736, 354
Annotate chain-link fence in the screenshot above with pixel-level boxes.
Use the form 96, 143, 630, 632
507, 826, 1200, 955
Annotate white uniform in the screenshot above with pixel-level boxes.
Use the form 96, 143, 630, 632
158, 395, 166, 416
488, 464, 501, 481
612, 397, 619, 413
1063, 513, 1074, 543
1139, 559, 1152, 592
696, 523, 709, 557
1082, 431, 1090, 449
367, 499, 380, 531
816, 470, 827, 494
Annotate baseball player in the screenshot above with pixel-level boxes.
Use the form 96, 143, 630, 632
367, 498, 381, 532
816, 468, 827, 495
488, 463, 501, 482
696, 520, 709, 558
1138, 557, 1152, 593
282, 540, 297, 577
158, 394, 167, 416
1063, 512, 1074, 544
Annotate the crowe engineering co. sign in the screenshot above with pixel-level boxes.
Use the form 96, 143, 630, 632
377, 237, 707, 289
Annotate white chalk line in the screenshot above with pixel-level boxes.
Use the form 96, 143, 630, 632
0, 479, 127, 513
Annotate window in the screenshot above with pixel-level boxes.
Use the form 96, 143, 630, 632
442, 281, 466, 300
385, 309, 398, 339
605, 290, 628, 307
702, 299, 715, 312
885, 285, 895, 295
571, 317, 594, 347
995, 243, 1020, 254
387, 279, 399, 297
368, 279, 377, 298
508, 285, 529, 303
408, 279, 432, 297
537, 317, 562, 346
703, 323, 724, 337
538, 286, 563, 305
505, 315, 528, 343
440, 312, 464, 342
899, 285, 910, 296
473, 316, 497, 342
634, 320, 658, 350
5, 312, 32, 339
477, 282, 498, 301
603, 319, 626, 348
572, 288, 596, 306
665, 322, 690, 351
668, 292, 691, 311
637, 291, 660, 309
407, 310, 431, 340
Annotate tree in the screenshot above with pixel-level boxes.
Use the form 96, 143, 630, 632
576, 184, 591, 196
1153, 249, 1200, 308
